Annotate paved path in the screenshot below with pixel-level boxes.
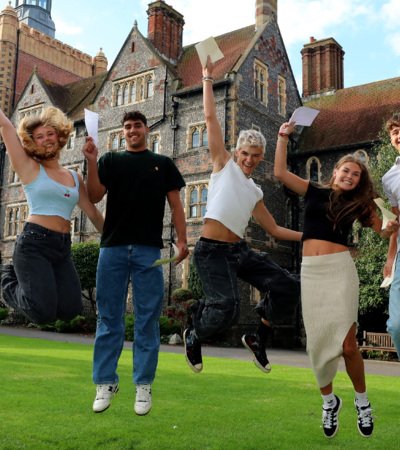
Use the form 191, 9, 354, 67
1, 325, 399, 377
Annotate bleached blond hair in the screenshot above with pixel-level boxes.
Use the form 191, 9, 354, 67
235, 129, 266, 154
17, 107, 73, 155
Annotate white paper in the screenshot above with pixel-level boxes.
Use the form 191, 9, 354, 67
381, 254, 397, 288
152, 243, 179, 267
374, 198, 397, 230
289, 106, 319, 127
195, 36, 224, 67
84, 109, 99, 146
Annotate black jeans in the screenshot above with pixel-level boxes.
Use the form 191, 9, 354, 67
1, 222, 82, 324
192, 238, 300, 341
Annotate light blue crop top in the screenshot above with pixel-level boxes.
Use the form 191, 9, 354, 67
24, 165, 80, 220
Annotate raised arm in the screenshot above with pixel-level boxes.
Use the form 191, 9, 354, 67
252, 200, 302, 241
202, 59, 230, 172
0, 107, 35, 181
82, 137, 106, 203
274, 122, 309, 196
167, 189, 189, 264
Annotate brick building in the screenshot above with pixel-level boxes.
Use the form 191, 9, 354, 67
0, 0, 303, 345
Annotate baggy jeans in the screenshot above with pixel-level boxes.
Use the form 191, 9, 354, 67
192, 239, 300, 341
388, 248, 400, 357
92, 245, 164, 386
0, 222, 82, 324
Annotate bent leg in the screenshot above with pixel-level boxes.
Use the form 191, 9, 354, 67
3, 234, 59, 324
192, 240, 240, 341
342, 323, 366, 393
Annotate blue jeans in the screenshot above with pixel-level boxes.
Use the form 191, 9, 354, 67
1, 222, 82, 324
192, 238, 300, 341
388, 249, 400, 356
92, 245, 164, 386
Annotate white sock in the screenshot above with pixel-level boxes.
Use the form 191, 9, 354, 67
355, 391, 369, 407
321, 393, 336, 409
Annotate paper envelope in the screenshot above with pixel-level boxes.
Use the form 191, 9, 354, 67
195, 36, 224, 67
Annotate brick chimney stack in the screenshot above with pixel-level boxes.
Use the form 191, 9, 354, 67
255, 0, 277, 29
147, 1, 184, 63
301, 37, 344, 99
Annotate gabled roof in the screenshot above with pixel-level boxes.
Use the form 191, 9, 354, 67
300, 77, 400, 152
42, 73, 107, 120
177, 25, 256, 88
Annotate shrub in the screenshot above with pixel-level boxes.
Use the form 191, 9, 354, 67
125, 314, 134, 341
159, 315, 181, 336
0, 307, 9, 321
171, 288, 193, 303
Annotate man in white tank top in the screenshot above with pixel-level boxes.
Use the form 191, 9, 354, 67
183, 59, 302, 375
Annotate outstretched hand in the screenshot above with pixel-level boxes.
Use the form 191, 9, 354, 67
279, 122, 296, 136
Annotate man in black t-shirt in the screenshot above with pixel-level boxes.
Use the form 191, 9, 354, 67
83, 111, 188, 416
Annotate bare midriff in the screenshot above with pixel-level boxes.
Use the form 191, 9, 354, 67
302, 239, 349, 257
27, 215, 72, 234
202, 218, 241, 243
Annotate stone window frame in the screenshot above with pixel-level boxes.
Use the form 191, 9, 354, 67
278, 75, 287, 116
108, 129, 125, 151
18, 104, 43, 121
185, 181, 209, 220
149, 132, 160, 154
112, 71, 155, 107
187, 122, 208, 150
306, 156, 321, 182
4, 203, 28, 239
66, 130, 76, 150
254, 59, 268, 106
8, 167, 20, 185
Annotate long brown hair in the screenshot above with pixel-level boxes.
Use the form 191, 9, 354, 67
325, 154, 377, 228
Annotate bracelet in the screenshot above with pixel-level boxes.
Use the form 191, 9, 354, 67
277, 136, 289, 143
202, 76, 214, 82
278, 132, 289, 138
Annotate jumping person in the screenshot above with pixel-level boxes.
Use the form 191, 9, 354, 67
0, 106, 103, 325
274, 120, 398, 439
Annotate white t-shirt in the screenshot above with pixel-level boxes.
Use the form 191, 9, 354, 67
204, 158, 264, 238
382, 156, 400, 208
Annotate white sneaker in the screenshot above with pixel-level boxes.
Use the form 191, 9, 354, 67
134, 384, 152, 415
92, 383, 119, 413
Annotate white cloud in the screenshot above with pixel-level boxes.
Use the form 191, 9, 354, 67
52, 15, 83, 36
381, 0, 400, 29
387, 32, 400, 56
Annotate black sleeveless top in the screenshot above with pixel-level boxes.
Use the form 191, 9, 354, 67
301, 182, 353, 246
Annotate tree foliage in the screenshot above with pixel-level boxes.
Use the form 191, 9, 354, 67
188, 260, 204, 300
71, 241, 100, 312
354, 129, 397, 330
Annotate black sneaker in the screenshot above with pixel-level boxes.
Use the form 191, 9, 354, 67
183, 328, 203, 373
322, 395, 342, 438
355, 400, 374, 437
241, 334, 271, 373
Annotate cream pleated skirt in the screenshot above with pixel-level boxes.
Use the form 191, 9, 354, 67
301, 251, 359, 388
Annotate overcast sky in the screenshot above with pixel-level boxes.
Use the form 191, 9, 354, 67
48, 0, 400, 93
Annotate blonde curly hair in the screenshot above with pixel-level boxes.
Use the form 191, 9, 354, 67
17, 107, 73, 157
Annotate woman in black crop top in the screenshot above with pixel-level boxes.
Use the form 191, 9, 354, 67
0, 106, 104, 325
274, 121, 398, 439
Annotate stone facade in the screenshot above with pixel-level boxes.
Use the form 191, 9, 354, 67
0, 1, 303, 346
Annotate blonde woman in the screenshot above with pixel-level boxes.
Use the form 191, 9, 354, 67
0, 106, 103, 324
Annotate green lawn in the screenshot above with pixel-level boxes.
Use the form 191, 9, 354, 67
0, 334, 398, 450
